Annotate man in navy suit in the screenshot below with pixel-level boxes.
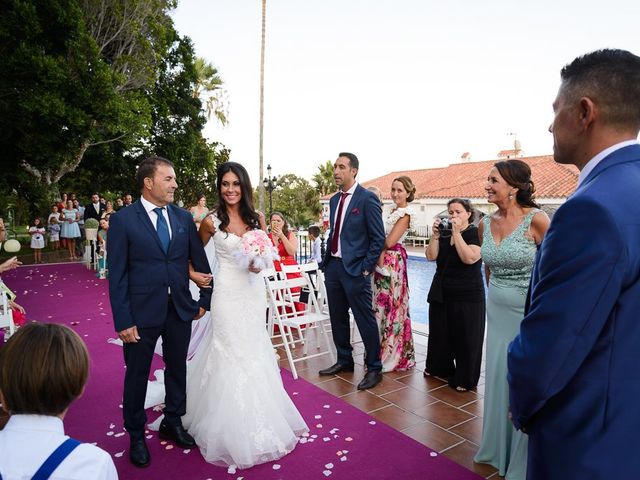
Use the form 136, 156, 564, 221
319, 152, 385, 390
508, 49, 640, 479
108, 156, 212, 467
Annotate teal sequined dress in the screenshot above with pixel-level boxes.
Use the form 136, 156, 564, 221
474, 209, 539, 480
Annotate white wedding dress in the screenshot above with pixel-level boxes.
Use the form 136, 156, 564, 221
182, 215, 308, 469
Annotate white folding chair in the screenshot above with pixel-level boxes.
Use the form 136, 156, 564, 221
0, 284, 16, 338
279, 262, 323, 345
316, 268, 357, 343
266, 276, 334, 379
261, 267, 279, 336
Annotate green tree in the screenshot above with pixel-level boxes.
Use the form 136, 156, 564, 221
193, 57, 228, 126
1, 0, 231, 217
0, 0, 125, 192
271, 174, 322, 228
312, 160, 336, 196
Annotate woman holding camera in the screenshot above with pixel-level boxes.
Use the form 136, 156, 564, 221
425, 198, 485, 391
474, 159, 549, 479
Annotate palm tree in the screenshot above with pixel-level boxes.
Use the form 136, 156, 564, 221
193, 57, 228, 126
258, 0, 267, 213
312, 160, 336, 195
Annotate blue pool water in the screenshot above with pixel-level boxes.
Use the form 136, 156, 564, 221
407, 256, 436, 325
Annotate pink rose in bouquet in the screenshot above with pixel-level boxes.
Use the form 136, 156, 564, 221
233, 229, 279, 271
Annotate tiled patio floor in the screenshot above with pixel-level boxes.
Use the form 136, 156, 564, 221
277, 336, 501, 479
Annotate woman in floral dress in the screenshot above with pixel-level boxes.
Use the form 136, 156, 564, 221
373, 176, 416, 372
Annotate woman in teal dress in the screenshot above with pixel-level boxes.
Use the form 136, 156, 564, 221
474, 159, 549, 479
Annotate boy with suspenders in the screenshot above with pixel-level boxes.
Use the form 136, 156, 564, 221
0, 323, 117, 479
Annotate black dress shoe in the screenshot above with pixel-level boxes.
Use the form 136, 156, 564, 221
159, 421, 196, 448
319, 362, 355, 376
357, 370, 383, 390
129, 438, 150, 468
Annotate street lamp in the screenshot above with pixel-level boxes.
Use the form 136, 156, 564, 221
262, 164, 277, 217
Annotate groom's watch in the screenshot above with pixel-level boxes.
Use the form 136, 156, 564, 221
363, 270, 370, 277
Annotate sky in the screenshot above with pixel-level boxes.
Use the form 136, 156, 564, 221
171, 0, 640, 184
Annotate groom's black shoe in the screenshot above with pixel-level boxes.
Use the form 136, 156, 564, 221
129, 438, 150, 468
319, 362, 355, 376
357, 371, 383, 390
159, 421, 196, 448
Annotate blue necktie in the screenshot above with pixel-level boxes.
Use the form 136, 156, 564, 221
153, 207, 170, 253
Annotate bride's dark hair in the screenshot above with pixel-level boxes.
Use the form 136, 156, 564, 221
214, 162, 261, 234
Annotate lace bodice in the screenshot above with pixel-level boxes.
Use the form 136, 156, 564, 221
385, 207, 411, 244
210, 214, 244, 269
481, 210, 539, 293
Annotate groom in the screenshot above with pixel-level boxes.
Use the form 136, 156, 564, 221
319, 152, 385, 390
108, 156, 212, 467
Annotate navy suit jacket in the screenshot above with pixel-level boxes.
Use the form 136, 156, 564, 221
322, 184, 385, 277
108, 200, 211, 332
507, 144, 640, 478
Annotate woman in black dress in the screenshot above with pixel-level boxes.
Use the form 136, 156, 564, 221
425, 198, 485, 391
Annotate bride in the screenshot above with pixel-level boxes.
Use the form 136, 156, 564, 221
183, 162, 308, 469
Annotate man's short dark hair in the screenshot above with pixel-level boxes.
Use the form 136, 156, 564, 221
561, 49, 640, 130
136, 156, 174, 192
339, 152, 359, 171
308, 225, 321, 237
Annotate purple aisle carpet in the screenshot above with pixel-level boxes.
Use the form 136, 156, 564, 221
4, 264, 481, 480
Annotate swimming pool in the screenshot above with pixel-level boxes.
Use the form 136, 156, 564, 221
407, 256, 436, 326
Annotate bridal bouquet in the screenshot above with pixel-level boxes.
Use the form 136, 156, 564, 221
233, 229, 279, 271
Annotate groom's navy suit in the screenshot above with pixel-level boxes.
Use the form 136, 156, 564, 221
108, 199, 211, 439
323, 184, 385, 371
508, 143, 640, 479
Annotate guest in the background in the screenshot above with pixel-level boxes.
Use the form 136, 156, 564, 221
269, 211, 299, 272
474, 160, 549, 479
115, 198, 124, 210
28, 217, 46, 264
307, 226, 323, 264
57, 194, 68, 249
84, 193, 105, 264
101, 200, 115, 219
48, 217, 61, 250
367, 185, 384, 206
0, 323, 118, 479
189, 194, 209, 230
73, 199, 86, 259
56, 193, 67, 212
97, 217, 109, 278
0, 217, 5, 243
60, 199, 81, 260
373, 176, 416, 372
123, 193, 133, 207
425, 198, 484, 391
98, 218, 109, 251
47, 204, 60, 224
84, 193, 104, 223
0, 259, 26, 329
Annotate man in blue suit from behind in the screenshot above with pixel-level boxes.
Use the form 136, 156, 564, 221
508, 49, 640, 479
319, 152, 386, 390
108, 156, 212, 467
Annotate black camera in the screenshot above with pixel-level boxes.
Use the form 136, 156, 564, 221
439, 218, 452, 237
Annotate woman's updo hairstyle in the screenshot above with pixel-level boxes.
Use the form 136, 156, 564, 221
494, 159, 539, 209
393, 175, 416, 203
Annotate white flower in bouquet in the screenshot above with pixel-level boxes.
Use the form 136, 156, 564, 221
233, 229, 279, 271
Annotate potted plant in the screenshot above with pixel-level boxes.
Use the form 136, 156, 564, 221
84, 218, 100, 242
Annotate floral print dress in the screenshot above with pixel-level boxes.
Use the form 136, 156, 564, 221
373, 207, 416, 372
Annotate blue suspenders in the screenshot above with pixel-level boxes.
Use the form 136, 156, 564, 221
0, 437, 81, 480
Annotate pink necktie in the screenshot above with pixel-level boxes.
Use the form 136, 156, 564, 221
330, 192, 350, 255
